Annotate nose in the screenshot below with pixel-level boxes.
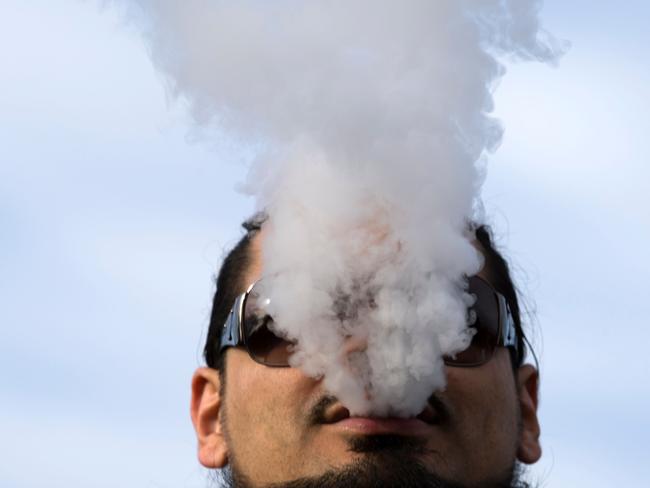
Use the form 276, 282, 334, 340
341, 334, 368, 357
340, 333, 372, 399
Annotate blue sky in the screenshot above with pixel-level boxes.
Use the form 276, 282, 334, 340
1, 1, 648, 486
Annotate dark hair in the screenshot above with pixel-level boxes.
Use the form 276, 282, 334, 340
204, 217, 530, 370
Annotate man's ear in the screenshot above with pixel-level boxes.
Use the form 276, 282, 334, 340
516, 364, 542, 464
191, 367, 228, 468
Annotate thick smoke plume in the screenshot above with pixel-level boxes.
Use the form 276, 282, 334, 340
117, 0, 563, 416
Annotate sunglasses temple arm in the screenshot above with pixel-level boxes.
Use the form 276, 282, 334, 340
498, 294, 518, 353
220, 294, 244, 349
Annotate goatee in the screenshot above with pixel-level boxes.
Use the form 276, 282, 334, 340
220, 434, 530, 488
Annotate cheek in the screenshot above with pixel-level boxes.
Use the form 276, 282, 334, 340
221, 350, 319, 480
225, 352, 302, 439
443, 354, 520, 473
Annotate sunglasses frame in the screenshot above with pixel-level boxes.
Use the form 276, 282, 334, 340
220, 282, 274, 364
219, 277, 518, 368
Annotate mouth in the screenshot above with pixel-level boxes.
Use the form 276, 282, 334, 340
321, 402, 443, 436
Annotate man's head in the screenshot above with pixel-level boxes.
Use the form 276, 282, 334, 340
191, 216, 541, 487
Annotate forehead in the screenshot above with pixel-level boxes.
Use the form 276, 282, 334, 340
242, 232, 265, 286
242, 231, 490, 286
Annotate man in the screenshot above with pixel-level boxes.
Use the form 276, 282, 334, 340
190, 216, 541, 487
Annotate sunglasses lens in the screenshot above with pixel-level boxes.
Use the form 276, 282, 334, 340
241, 278, 503, 368
444, 277, 500, 366
243, 285, 293, 366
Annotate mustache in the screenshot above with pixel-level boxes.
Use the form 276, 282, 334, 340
426, 393, 451, 424
308, 393, 451, 424
308, 395, 339, 425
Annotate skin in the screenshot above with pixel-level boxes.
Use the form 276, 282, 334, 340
190, 234, 542, 486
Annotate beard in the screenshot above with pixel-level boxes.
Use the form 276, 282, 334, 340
219, 434, 530, 488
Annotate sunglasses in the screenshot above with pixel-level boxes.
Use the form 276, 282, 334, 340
219, 276, 518, 368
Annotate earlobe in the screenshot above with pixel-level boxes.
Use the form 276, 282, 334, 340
191, 367, 229, 468
516, 364, 542, 464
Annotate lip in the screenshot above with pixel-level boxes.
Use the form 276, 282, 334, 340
333, 416, 432, 435
322, 404, 441, 436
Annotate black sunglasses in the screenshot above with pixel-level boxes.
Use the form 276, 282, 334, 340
219, 276, 518, 368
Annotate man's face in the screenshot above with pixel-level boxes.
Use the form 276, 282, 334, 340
191, 236, 541, 487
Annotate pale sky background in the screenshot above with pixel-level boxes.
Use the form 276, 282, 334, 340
1, 1, 648, 487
